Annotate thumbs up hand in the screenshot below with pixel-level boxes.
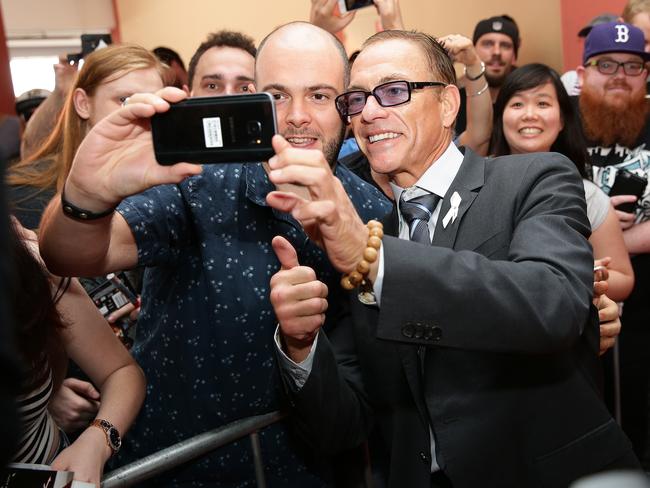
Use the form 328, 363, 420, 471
270, 236, 329, 363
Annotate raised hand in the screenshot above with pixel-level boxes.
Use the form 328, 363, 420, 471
270, 236, 329, 362
266, 135, 368, 273
54, 55, 78, 96
64, 87, 202, 213
310, 0, 356, 34
374, 0, 404, 30
437, 34, 481, 72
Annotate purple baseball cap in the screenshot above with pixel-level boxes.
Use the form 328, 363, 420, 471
583, 21, 650, 64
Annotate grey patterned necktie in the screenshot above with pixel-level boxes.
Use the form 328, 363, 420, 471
399, 192, 441, 244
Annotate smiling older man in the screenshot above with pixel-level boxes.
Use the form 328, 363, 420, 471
267, 29, 640, 487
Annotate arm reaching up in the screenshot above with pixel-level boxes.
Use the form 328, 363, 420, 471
39, 87, 202, 277
310, 0, 356, 34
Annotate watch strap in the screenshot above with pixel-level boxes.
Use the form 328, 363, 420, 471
61, 188, 115, 221
90, 418, 121, 454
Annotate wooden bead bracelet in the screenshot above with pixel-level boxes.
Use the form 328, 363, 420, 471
341, 220, 384, 290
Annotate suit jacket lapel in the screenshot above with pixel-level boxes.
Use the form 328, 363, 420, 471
432, 149, 486, 249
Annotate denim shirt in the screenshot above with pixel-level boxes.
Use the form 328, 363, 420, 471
114, 162, 390, 487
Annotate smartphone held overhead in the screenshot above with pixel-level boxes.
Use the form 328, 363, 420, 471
338, 0, 374, 13
151, 93, 277, 164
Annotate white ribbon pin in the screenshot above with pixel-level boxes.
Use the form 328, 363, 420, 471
442, 191, 462, 229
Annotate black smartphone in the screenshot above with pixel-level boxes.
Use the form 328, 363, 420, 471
67, 33, 112, 65
151, 93, 277, 164
609, 170, 647, 213
338, 0, 374, 13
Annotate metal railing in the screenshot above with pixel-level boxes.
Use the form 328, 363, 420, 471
102, 411, 286, 487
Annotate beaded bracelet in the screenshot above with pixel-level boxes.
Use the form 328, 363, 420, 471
340, 220, 384, 290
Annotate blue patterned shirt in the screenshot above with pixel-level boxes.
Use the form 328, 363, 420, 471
113, 162, 390, 487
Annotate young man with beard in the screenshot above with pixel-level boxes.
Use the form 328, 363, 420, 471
454, 15, 520, 134
37, 22, 390, 487
577, 20, 650, 466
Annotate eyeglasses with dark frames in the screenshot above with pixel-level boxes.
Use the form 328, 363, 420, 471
335, 80, 448, 118
584, 59, 646, 76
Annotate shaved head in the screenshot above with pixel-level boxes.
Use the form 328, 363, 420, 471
254, 21, 348, 168
256, 21, 349, 87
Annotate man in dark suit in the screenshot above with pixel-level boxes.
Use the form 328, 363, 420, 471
265, 30, 640, 487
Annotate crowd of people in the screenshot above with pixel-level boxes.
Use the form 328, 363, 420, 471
3, 0, 650, 487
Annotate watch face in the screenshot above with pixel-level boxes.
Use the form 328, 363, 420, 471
108, 427, 122, 450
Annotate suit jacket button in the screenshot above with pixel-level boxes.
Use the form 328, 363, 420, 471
402, 323, 415, 338
419, 451, 429, 464
414, 323, 424, 339
431, 326, 442, 341
423, 326, 433, 340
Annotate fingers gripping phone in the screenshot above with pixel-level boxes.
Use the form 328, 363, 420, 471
151, 93, 277, 164
609, 170, 648, 213
338, 0, 374, 13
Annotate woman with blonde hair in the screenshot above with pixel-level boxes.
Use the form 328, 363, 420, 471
8, 43, 165, 229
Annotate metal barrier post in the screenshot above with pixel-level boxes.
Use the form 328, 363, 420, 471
250, 432, 266, 488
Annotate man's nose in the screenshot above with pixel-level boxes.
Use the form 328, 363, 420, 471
611, 64, 627, 80
286, 98, 310, 127
360, 94, 388, 121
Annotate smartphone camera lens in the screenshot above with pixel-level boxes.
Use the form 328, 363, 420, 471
247, 120, 262, 136
247, 120, 262, 144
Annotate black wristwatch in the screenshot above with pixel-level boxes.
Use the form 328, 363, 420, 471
91, 418, 122, 454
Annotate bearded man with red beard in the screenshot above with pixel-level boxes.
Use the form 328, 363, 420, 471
577, 21, 650, 468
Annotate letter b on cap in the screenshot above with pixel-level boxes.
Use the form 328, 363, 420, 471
615, 25, 630, 43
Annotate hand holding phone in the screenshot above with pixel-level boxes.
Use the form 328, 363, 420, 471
151, 93, 277, 164
310, 0, 357, 34
338, 0, 374, 13
63, 87, 202, 213
609, 169, 647, 213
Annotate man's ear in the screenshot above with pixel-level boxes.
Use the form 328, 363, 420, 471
576, 65, 585, 90
247, 82, 256, 94
441, 84, 461, 129
182, 84, 190, 96
72, 88, 91, 120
